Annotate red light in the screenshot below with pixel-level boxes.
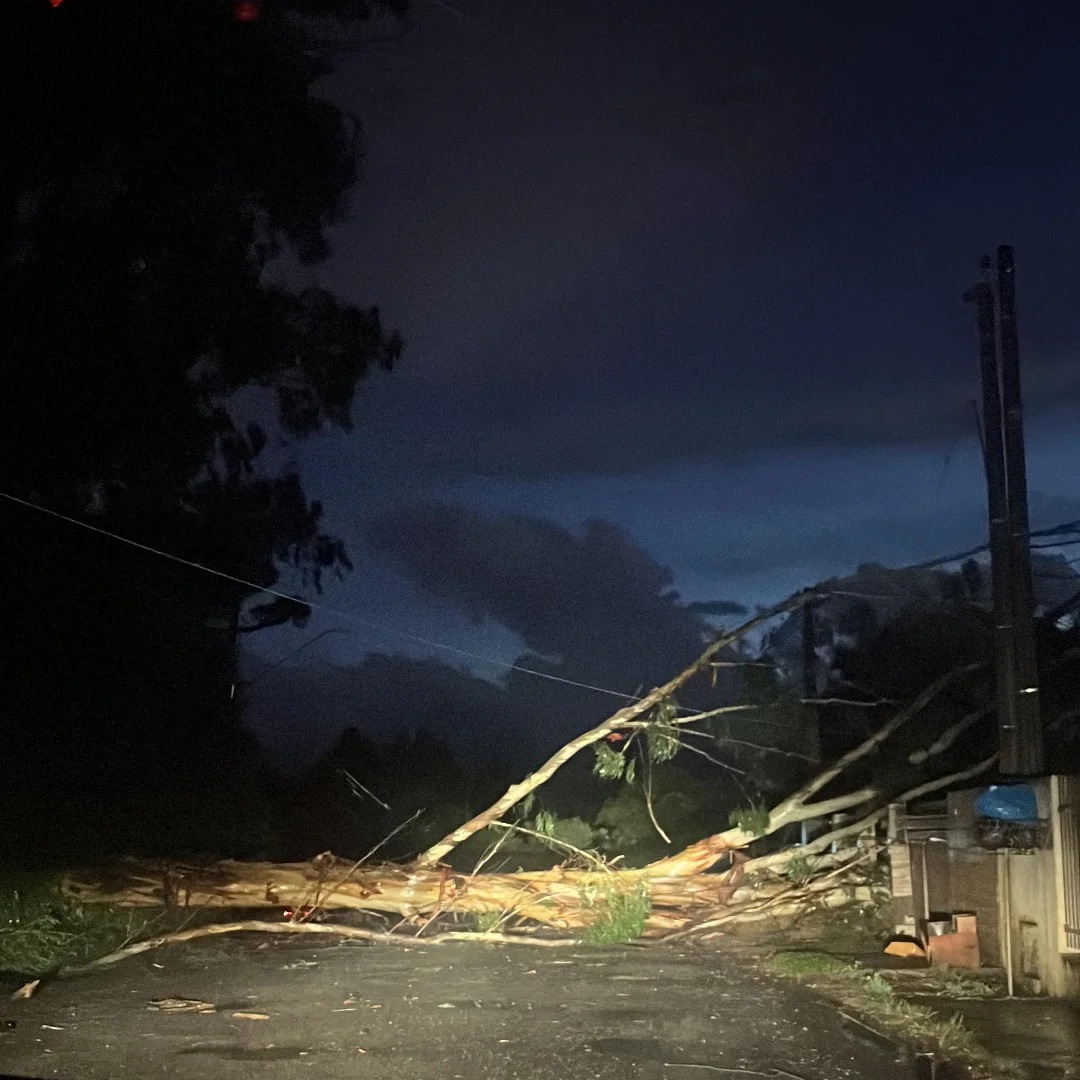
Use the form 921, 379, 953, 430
233, 0, 261, 21
49, 0, 64, 8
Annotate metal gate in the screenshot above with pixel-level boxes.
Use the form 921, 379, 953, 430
1057, 775, 1080, 951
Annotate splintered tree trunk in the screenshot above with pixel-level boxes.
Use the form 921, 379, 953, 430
63, 853, 751, 935
63, 752, 990, 936
63, 602, 997, 943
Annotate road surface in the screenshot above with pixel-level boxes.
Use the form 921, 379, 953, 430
1, 934, 924, 1079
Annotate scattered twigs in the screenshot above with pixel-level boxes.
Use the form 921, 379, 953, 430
670, 704, 762, 726
340, 769, 391, 810
641, 750, 673, 844
663, 1062, 809, 1078
801, 697, 897, 708
12, 919, 580, 998
908, 706, 990, 764
678, 738, 749, 774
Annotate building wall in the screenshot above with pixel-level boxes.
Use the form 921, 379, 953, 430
974, 778, 1080, 998
1000, 845, 1079, 997
946, 849, 1001, 966
897, 778, 1080, 997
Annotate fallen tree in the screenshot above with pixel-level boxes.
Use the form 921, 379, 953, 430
63, 592, 998, 946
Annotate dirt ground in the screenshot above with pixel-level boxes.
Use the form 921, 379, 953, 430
0, 933, 925, 1080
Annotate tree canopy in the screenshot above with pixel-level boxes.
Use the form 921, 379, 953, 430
1, 0, 405, 861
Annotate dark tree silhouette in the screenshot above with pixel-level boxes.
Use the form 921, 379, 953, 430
1, 0, 404, 861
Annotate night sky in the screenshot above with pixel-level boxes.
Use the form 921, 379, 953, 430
245, 0, 1080, 761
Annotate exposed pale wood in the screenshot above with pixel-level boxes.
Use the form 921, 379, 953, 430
60, 660, 998, 952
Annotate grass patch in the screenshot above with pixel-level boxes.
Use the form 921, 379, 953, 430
768, 950, 850, 977
860, 997, 983, 1058
862, 971, 895, 1000
926, 967, 997, 999
766, 950, 1005, 1076
473, 909, 507, 934
0, 872, 157, 977
578, 878, 651, 946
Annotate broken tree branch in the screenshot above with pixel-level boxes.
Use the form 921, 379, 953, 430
746, 752, 998, 875
908, 706, 991, 764
13, 920, 580, 995
415, 589, 821, 867
630, 672, 983, 883
669, 704, 762, 725
776, 661, 986, 812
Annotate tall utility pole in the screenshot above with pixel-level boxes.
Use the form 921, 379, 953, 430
995, 246, 1042, 775
964, 246, 1043, 775
801, 597, 822, 764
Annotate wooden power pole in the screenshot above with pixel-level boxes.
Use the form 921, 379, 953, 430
964, 246, 1043, 775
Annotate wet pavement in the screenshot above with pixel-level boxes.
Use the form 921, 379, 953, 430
0, 935, 925, 1080
912, 996, 1080, 1080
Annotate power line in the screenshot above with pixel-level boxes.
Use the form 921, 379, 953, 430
908, 517, 1080, 572
0, 489, 695, 707
7, 485, 1045, 718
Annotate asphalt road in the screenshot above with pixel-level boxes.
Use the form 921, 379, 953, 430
0, 934, 922, 1079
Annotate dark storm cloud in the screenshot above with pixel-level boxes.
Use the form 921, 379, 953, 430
313, 0, 1080, 482
366, 503, 694, 651
246, 505, 750, 764
364, 503, 741, 712
349, 345, 1080, 486
242, 2, 1080, 766
686, 600, 748, 618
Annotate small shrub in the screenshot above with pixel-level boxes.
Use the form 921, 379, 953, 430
863, 971, 894, 1000
932, 968, 996, 998
926, 1013, 983, 1057
728, 803, 770, 837
0, 875, 154, 977
579, 878, 651, 946
473, 910, 506, 933
781, 852, 815, 885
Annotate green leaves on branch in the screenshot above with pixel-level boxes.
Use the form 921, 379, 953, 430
782, 852, 814, 885
646, 697, 681, 764
593, 742, 636, 782
592, 696, 682, 782
728, 802, 771, 837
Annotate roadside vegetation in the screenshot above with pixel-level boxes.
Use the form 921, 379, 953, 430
765, 951, 1014, 1078
0, 873, 160, 978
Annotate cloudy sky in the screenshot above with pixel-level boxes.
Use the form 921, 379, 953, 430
245, 0, 1080, 754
